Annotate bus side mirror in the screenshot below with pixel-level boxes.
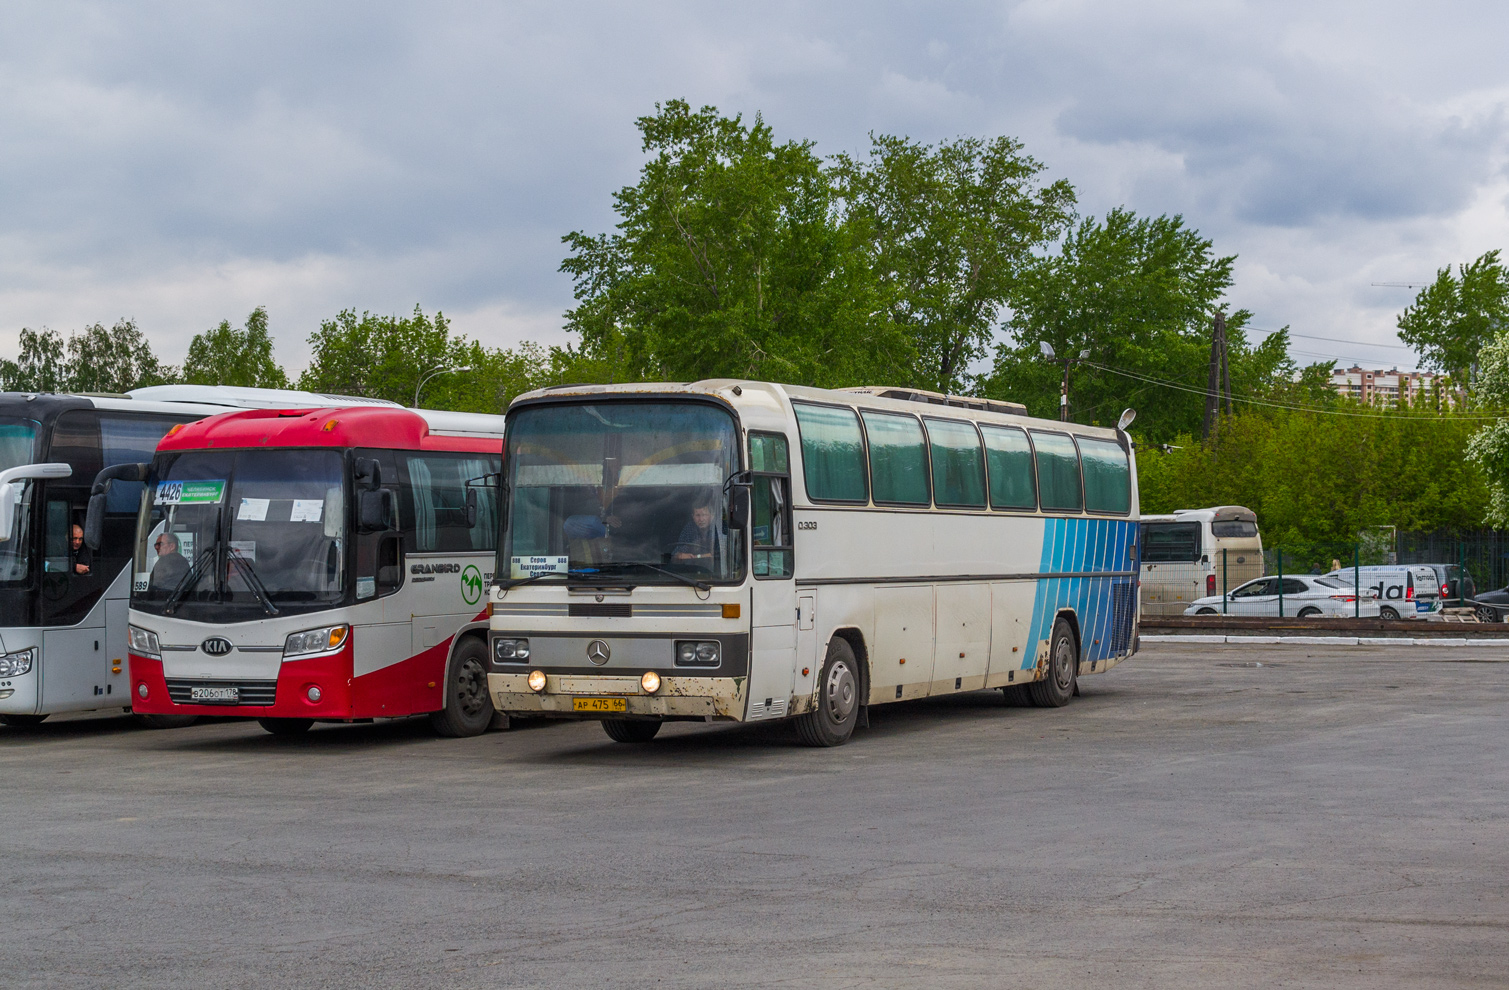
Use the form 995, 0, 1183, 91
0, 462, 73, 544
354, 457, 382, 490
84, 493, 107, 551
728, 487, 750, 530
465, 488, 479, 528
358, 489, 395, 532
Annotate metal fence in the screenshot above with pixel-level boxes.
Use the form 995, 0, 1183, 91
1397, 530, 1509, 598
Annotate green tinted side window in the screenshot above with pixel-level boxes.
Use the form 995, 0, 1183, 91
860, 411, 929, 505
980, 425, 1036, 510
793, 403, 868, 502
749, 433, 789, 474
1030, 431, 1082, 512
1079, 437, 1130, 514
925, 418, 985, 508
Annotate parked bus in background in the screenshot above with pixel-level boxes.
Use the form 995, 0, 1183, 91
112, 403, 506, 737
1139, 506, 1263, 616
0, 385, 399, 729
488, 382, 1139, 747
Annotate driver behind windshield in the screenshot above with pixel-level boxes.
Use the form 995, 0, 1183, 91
673, 492, 723, 568
150, 532, 189, 591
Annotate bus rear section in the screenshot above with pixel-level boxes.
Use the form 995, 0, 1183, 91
120, 405, 505, 736
1140, 506, 1262, 616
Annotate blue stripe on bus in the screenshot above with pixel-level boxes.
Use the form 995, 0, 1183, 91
1025, 518, 1135, 669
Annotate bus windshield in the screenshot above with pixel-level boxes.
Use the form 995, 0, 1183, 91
132, 448, 347, 617
503, 401, 744, 585
0, 417, 40, 585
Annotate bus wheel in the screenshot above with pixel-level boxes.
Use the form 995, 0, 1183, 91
1000, 685, 1033, 706
134, 714, 198, 730
258, 718, 313, 736
430, 637, 495, 738
795, 638, 859, 747
602, 719, 661, 743
1029, 619, 1077, 708
0, 713, 47, 728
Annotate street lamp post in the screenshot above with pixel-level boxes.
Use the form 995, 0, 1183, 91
413, 364, 472, 408
1038, 342, 1090, 421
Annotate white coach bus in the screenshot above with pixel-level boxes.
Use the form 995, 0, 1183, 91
0, 385, 402, 729
488, 381, 1140, 747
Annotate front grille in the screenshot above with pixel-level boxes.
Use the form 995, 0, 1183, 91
569, 602, 632, 618
165, 679, 278, 707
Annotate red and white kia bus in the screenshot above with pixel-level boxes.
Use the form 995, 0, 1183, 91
102, 404, 506, 736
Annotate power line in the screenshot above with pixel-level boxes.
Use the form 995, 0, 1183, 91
1082, 360, 1498, 420
1250, 327, 1417, 351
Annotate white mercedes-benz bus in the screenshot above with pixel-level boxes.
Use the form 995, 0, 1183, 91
0, 385, 404, 728
488, 381, 1140, 747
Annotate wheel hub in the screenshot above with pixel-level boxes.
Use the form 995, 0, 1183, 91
825, 660, 857, 724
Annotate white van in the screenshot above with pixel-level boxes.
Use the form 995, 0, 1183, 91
1140, 506, 1263, 616
1322, 565, 1437, 620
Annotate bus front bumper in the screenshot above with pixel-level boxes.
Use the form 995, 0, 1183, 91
490, 672, 746, 720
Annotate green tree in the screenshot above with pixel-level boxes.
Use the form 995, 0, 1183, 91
11, 328, 69, 391
1463, 328, 1509, 524
561, 100, 909, 387
1397, 249, 1509, 385
183, 306, 289, 388
979, 209, 1293, 440
4, 320, 175, 393
833, 134, 1076, 393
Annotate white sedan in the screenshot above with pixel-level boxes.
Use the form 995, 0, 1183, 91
1184, 574, 1382, 618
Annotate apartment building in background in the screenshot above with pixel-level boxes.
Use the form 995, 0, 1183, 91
1327, 366, 1457, 407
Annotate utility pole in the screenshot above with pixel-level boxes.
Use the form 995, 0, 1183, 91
1040, 342, 1090, 421
1203, 311, 1230, 438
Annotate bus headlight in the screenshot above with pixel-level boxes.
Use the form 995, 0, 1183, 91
641, 670, 661, 694
494, 638, 530, 663
527, 670, 547, 693
674, 640, 720, 667
0, 648, 34, 677
128, 626, 161, 659
284, 625, 350, 658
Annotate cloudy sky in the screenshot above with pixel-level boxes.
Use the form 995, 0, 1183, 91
2, 0, 1506, 376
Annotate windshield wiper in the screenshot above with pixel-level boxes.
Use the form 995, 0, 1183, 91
594, 561, 709, 593
227, 552, 279, 616
163, 547, 217, 616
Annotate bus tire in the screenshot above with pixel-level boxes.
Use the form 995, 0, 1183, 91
795, 638, 859, 747
1000, 685, 1033, 706
430, 637, 495, 738
0, 713, 47, 728
602, 719, 661, 743
135, 714, 198, 730
1029, 619, 1077, 708
258, 717, 313, 736
1379, 606, 1400, 621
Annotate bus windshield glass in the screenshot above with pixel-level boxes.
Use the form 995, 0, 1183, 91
503, 401, 744, 585
132, 449, 347, 616
0, 417, 40, 585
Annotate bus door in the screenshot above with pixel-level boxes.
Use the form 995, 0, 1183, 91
746, 433, 796, 720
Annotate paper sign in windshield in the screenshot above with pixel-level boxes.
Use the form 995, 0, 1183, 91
290, 499, 324, 523
511, 555, 569, 579
155, 480, 226, 505
236, 498, 270, 521
228, 540, 256, 562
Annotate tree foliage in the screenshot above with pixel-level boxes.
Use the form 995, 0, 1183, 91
979, 209, 1302, 440
1141, 408, 1490, 544
2, 320, 176, 393
833, 134, 1075, 392
1397, 249, 1509, 384
561, 101, 907, 387
183, 307, 289, 389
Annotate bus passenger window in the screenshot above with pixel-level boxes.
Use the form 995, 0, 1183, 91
1030, 431, 1082, 512
924, 418, 985, 508
861, 411, 929, 505
980, 425, 1036, 510
1078, 438, 1130, 514
749, 432, 793, 579
793, 403, 867, 503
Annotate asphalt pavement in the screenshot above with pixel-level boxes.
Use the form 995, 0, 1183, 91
3, 640, 1507, 989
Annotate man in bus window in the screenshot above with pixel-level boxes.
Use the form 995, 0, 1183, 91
70, 523, 92, 575
673, 494, 721, 566
150, 532, 190, 591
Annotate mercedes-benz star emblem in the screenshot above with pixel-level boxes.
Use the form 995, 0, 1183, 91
202, 637, 233, 656
586, 640, 611, 665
